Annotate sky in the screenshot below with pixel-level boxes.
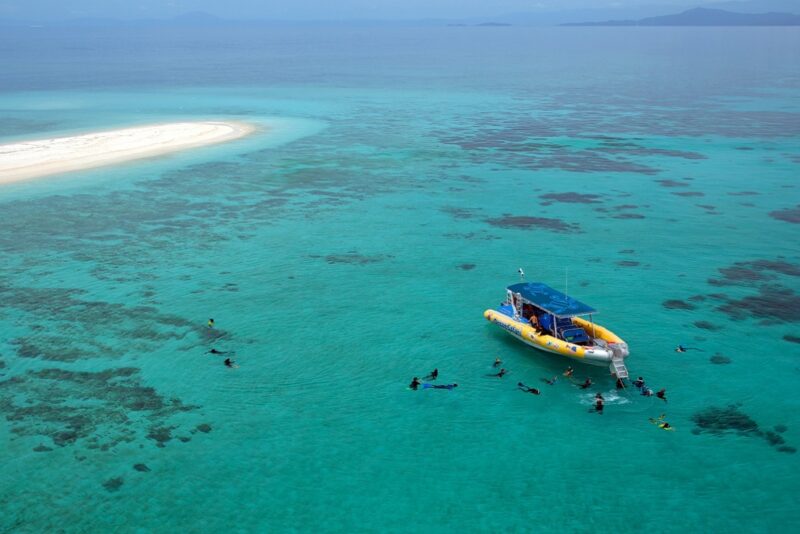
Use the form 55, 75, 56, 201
0, 0, 709, 20
0, 0, 795, 21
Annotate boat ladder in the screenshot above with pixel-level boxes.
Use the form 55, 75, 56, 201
610, 356, 629, 380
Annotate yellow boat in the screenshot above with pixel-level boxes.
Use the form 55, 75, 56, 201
484, 282, 630, 378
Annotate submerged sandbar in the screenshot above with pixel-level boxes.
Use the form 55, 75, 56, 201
0, 120, 255, 184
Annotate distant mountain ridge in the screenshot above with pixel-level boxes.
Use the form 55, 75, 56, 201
564, 7, 800, 26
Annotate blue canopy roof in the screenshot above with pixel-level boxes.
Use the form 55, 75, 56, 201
507, 282, 596, 318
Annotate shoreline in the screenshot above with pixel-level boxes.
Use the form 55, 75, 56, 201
0, 120, 256, 184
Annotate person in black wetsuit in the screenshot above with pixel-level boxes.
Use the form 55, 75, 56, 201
656, 388, 667, 402
492, 368, 508, 378
209, 348, 227, 355
594, 392, 605, 414
518, 382, 540, 395
224, 358, 234, 368
579, 378, 592, 389
675, 345, 703, 353
633, 376, 645, 389
409, 377, 421, 390
425, 368, 439, 380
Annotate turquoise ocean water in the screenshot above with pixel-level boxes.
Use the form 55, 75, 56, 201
1, 26, 799, 532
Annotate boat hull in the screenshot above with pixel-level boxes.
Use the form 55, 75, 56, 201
483, 309, 628, 366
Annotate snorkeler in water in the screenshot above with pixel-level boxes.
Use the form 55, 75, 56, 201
542, 376, 557, 385
579, 378, 592, 389
517, 382, 540, 395
493, 357, 502, 368
208, 348, 228, 355
424, 383, 458, 390
409, 377, 421, 390
564, 366, 574, 378
489, 368, 508, 378
207, 318, 215, 328
224, 358, 237, 368
594, 393, 604, 414
675, 345, 703, 353
656, 388, 667, 402
424, 368, 439, 380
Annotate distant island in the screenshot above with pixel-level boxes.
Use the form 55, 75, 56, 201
563, 7, 800, 26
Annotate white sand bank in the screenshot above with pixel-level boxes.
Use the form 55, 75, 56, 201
0, 121, 255, 184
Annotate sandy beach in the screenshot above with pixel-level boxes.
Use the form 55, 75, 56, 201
0, 121, 255, 184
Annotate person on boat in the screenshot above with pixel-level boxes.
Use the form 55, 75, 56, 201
518, 382, 540, 395
529, 314, 539, 328
207, 318, 215, 328
409, 377, 421, 390
493, 357, 502, 368
564, 366, 574, 378
426, 383, 458, 390
675, 345, 703, 353
656, 388, 667, 402
425, 368, 439, 380
579, 378, 592, 389
633, 376, 645, 389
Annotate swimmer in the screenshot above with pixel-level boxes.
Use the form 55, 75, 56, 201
579, 378, 592, 389
517, 382, 540, 395
208, 348, 228, 355
424, 383, 458, 390
542, 376, 557, 385
649, 415, 673, 431
409, 377, 421, 390
642, 387, 653, 397
224, 358, 237, 368
424, 368, 439, 380
615, 377, 625, 389
564, 366, 574, 378
518, 267, 525, 279
493, 357, 502, 368
594, 393, 604, 414
656, 388, 667, 402
675, 345, 703, 353
633, 376, 645, 389
207, 318, 215, 328
490, 368, 508, 378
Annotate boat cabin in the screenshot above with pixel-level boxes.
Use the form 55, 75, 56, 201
504, 282, 597, 344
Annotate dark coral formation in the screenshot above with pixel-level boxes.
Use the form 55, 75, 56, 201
0, 367, 198, 451
672, 191, 705, 197
133, 463, 151, 472
663, 299, 696, 310
691, 406, 795, 453
485, 215, 581, 233
694, 321, 720, 331
313, 252, 395, 265
616, 261, 640, 267
656, 179, 690, 188
709, 354, 731, 364
770, 205, 800, 224
539, 192, 603, 204
458, 264, 476, 270
717, 285, 800, 323
102, 477, 124, 492
196, 423, 212, 433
